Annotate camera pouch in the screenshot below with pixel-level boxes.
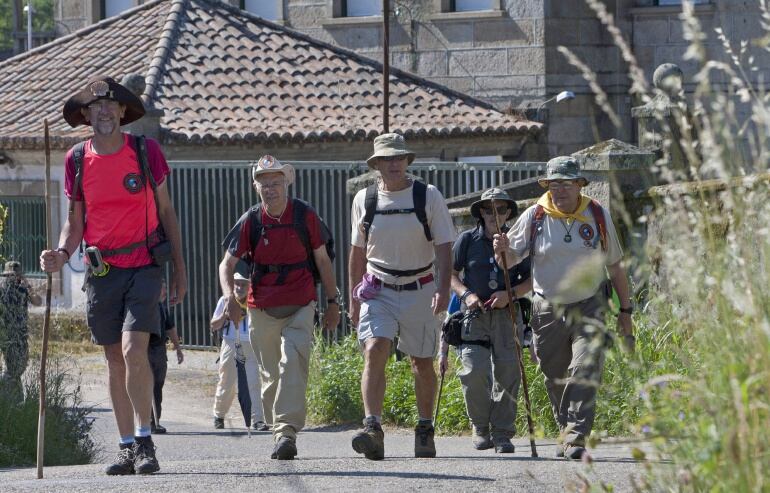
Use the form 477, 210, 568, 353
441, 311, 465, 347
150, 240, 173, 266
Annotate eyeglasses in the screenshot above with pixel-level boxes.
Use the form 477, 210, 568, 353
87, 100, 121, 111
257, 180, 285, 190
481, 205, 508, 216
378, 155, 406, 162
547, 180, 578, 190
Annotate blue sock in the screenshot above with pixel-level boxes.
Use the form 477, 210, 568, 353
119, 435, 135, 446
135, 425, 151, 438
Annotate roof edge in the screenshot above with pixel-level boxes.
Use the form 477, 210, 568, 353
205, 0, 533, 122
0, 0, 167, 71
143, 0, 187, 105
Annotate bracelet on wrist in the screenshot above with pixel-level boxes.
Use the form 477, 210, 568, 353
460, 290, 472, 302
56, 247, 71, 261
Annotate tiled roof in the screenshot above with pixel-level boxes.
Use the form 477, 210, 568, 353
0, 0, 540, 149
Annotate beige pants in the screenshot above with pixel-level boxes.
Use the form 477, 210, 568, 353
212, 337, 264, 423
248, 303, 315, 441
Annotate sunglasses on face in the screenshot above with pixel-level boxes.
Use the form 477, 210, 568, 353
378, 155, 406, 162
481, 205, 509, 216
547, 180, 578, 190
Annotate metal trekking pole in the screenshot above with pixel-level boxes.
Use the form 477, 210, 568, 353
492, 207, 538, 457
37, 120, 53, 478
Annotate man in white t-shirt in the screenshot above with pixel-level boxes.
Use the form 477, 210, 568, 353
494, 156, 634, 460
348, 133, 456, 460
210, 272, 267, 431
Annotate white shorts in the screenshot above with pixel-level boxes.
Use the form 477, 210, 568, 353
357, 281, 440, 358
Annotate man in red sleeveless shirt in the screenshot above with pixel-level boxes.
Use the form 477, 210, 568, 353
219, 155, 339, 460
40, 76, 187, 476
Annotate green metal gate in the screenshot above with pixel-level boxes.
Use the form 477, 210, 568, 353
0, 196, 46, 278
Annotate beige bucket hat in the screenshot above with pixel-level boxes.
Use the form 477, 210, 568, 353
366, 133, 416, 168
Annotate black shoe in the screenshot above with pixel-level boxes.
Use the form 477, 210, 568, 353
492, 436, 515, 454
105, 444, 135, 475
253, 421, 270, 432
271, 436, 297, 460
352, 417, 385, 460
472, 427, 493, 450
214, 417, 224, 429
152, 424, 167, 434
414, 422, 436, 458
133, 437, 160, 474
565, 444, 586, 460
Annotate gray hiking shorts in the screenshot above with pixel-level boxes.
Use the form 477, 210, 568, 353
85, 264, 163, 346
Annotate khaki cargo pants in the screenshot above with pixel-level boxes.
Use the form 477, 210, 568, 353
532, 292, 607, 447
248, 303, 315, 442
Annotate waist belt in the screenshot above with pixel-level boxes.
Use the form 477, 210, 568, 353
462, 339, 491, 349
377, 273, 434, 292
369, 260, 433, 277
253, 260, 310, 285
98, 229, 163, 258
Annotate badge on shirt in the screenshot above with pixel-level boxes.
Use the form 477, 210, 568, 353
123, 173, 144, 194
579, 224, 594, 240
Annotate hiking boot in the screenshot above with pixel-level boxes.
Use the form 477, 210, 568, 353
564, 444, 586, 460
414, 422, 436, 458
151, 424, 167, 434
214, 417, 224, 429
253, 421, 269, 432
352, 417, 385, 460
105, 443, 135, 475
133, 437, 160, 474
492, 436, 515, 454
271, 436, 297, 460
472, 427, 493, 450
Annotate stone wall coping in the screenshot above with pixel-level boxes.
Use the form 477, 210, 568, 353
428, 10, 507, 22
644, 173, 770, 198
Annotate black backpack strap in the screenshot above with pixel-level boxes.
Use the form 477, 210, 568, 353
69, 141, 87, 214
412, 180, 432, 242
248, 204, 264, 260
362, 184, 378, 245
291, 198, 313, 260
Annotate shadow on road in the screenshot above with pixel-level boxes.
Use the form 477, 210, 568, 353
161, 470, 495, 481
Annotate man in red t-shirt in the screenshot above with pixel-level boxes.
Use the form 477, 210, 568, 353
40, 76, 187, 476
219, 155, 339, 460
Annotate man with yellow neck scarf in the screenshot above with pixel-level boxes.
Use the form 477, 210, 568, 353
493, 156, 634, 460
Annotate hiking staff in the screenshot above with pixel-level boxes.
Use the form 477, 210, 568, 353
433, 365, 446, 425
37, 119, 53, 479
492, 206, 538, 458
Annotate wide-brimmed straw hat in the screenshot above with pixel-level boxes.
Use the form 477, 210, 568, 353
251, 155, 295, 185
366, 133, 416, 168
537, 156, 589, 188
62, 75, 146, 128
1, 261, 22, 276
470, 188, 518, 220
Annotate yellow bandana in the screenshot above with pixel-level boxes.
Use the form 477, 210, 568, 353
536, 192, 592, 224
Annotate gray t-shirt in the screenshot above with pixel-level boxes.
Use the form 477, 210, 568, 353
453, 225, 530, 301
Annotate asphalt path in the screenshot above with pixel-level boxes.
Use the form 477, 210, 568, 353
1, 351, 649, 492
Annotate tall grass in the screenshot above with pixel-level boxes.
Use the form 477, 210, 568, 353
559, 0, 770, 489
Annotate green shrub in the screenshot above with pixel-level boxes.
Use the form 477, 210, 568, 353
0, 357, 96, 467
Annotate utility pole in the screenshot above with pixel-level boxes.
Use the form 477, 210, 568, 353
25, 0, 33, 51
382, 0, 390, 133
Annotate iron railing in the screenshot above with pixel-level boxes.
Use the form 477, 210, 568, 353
167, 161, 545, 348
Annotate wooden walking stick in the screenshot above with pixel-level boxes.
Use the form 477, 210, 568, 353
492, 206, 538, 457
37, 119, 53, 478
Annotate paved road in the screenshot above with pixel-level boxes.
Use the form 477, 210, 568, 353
1, 351, 648, 492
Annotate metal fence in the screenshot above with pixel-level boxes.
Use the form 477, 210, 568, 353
0, 196, 46, 278
167, 161, 545, 348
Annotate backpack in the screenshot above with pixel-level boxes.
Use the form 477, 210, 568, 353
529, 200, 608, 259
246, 198, 335, 285
361, 180, 432, 244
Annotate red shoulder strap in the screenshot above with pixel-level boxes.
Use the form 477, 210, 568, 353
529, 205, 545, 259
588, 200, 608, 252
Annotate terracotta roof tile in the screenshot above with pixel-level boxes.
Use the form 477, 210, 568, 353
0, 0, 540, 149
